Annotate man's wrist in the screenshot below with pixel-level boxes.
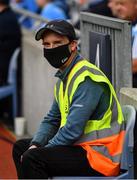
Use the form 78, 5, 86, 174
29, 141, 42, 147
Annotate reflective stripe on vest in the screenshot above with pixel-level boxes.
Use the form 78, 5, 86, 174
54, 60, 125, 176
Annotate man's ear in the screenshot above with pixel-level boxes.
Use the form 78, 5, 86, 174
70, 41, 78, 51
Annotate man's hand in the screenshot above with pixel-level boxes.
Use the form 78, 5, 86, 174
20, 145, 37, 162
28, 145, 37, 150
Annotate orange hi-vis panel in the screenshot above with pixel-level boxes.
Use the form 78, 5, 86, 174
54, 60, 125, 176
79, 130, 125, 176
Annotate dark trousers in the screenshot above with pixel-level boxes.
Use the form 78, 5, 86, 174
12, 138, 102, 179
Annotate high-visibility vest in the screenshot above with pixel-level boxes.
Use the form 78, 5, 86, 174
54, 60, 125, 176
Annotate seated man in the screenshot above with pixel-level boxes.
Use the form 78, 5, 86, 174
12, 19, 125, 179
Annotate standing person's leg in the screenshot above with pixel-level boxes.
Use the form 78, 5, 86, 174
12, 138, 31, 178
20, 145, 102, 179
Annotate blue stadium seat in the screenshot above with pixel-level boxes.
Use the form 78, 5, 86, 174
0, 47, 20, 119
53, 105, 136, 179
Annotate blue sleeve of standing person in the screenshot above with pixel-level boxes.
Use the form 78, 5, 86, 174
45, 77, 110, 147
41, 3, 67, 20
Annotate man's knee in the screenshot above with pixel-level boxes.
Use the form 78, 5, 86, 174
21, 148, 37, 166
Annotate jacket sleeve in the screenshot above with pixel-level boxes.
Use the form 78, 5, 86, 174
30, 98, 61, 147
45, 77, 110, 147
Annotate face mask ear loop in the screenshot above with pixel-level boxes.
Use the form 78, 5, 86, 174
68, 39, 78, 52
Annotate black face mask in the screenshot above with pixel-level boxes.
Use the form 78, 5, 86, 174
43, 43, 71, 68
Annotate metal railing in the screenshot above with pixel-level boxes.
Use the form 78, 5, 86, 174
11, 4, 80, 37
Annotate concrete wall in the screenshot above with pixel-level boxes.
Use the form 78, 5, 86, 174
22, 29, 57, 135
120, 88, 137, 108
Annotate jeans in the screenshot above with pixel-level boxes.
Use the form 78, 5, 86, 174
12, 138, 102, 179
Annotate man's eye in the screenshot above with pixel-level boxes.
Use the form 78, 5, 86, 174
44, 43, 50, 46
55, 42, 62, 45
44, 44, 50, 48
